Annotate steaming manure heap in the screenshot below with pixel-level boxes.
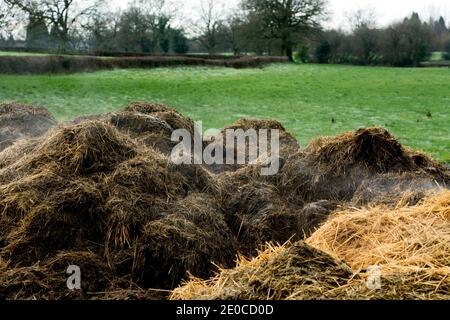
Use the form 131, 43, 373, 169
0, 101, 448, 300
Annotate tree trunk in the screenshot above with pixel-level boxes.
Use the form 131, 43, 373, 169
286, 45, 294, 61
281, 33, 294, 61
58, 35, 67, 53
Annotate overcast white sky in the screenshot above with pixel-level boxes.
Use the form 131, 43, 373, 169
112, 0, 450, 29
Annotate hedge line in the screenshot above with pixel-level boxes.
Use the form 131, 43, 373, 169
0, 55, 289, 74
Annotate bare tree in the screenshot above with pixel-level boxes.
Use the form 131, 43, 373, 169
5, 0, 102, 52
380, 13, 431, 67
132, 0, 177, 53
0, 0, 9, 30
224, 14, 244, 55
0, 0, 24, 37
347, 8, 379, 65
191, 0, 224, 55
346, 7, 377, 31
242, 0, 327, 60
84, 8, 120, 52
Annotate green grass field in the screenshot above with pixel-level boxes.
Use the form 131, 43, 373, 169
0, 50, 50, 57
0, 63, 448, 162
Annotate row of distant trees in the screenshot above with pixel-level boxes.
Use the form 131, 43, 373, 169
1, 0, 449, 67
312, 12, 450, 67
0, 0, 327, 59
0, 0, 191, 54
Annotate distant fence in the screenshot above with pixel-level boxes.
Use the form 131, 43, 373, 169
0, 55, 290, 74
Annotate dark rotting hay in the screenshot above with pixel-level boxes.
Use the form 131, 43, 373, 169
0, 102, 56, 152
0, 138, 40, 170
308, 127, 415, 174
305, 127, 449, 181
207, 118, 299, 174
123, 194, 235, 290
32, 121, 137, 176
219, 175, 296, 254
100, 150, 217, 260
0, 121, 138, 178
326, 269, 450, 300
0, 121, 138, 253
278, 127, 449, 204
124, 101, 195, 136
298, 200, 339, 236
0, 265, 65, 300
224, 118, 301, 154
352, 172, 440, 206
1, 101, 449, 301
0, 251, 112, 300
0, 169, 103, 253
111, 112, 173, 136
124, 101, 179, 114
139, 133, 177, 156
109, 102, 197, 154
1, 178, 104, 266
216, 165, 336, 256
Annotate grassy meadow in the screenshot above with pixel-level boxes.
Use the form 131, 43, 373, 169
0, 50, 50, 57
0, 63, 448, 162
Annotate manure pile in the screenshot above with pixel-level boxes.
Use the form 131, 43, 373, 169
0, 102, 448, 300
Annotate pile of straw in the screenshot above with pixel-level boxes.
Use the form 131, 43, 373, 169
307, 190, 450, 273
172, 191, 450, 300
171, 241, 353, 300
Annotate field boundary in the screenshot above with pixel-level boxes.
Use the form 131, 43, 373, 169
0, 55, 290, 75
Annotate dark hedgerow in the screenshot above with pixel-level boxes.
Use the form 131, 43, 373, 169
0, 55, 290, 75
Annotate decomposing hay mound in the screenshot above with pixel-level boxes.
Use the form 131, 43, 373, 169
306, 127, 449, 180
124, 101, 179, 114
1, 101, 449, 300
0, 102, 56, 152
205, 118, 299, 174
278, 127, 449, 204
307, 127, 415, 173
109, 102, 196, 156
0, 118, 224, 296
352, 172, 440, 206
16, 120, 137, 176
0, 121, 137, 262
0, 251, 112, 300
123, 101, 195, 135
172, 191, 450, 301
69, 102, 196, 157
326, 268, 450, 300
0, 121, 134, 248
111, 112, 173, 136
307, 190, 450, 273
125, 194, 235, 289
171, 241, 353, 300
216, 164, 337, 256
0, 138, 40, 170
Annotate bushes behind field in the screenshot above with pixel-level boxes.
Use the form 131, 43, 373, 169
0, 55, 289, 75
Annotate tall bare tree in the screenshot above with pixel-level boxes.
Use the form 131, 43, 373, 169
132, 0, 177, 53
191, 0, 224, 55
346, 7, 377, 30
347, 8, 379, 65
0, 0, 23, 37
241, 0, 327, 60
5, 0, 102, 52
0, 0, 9, 30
